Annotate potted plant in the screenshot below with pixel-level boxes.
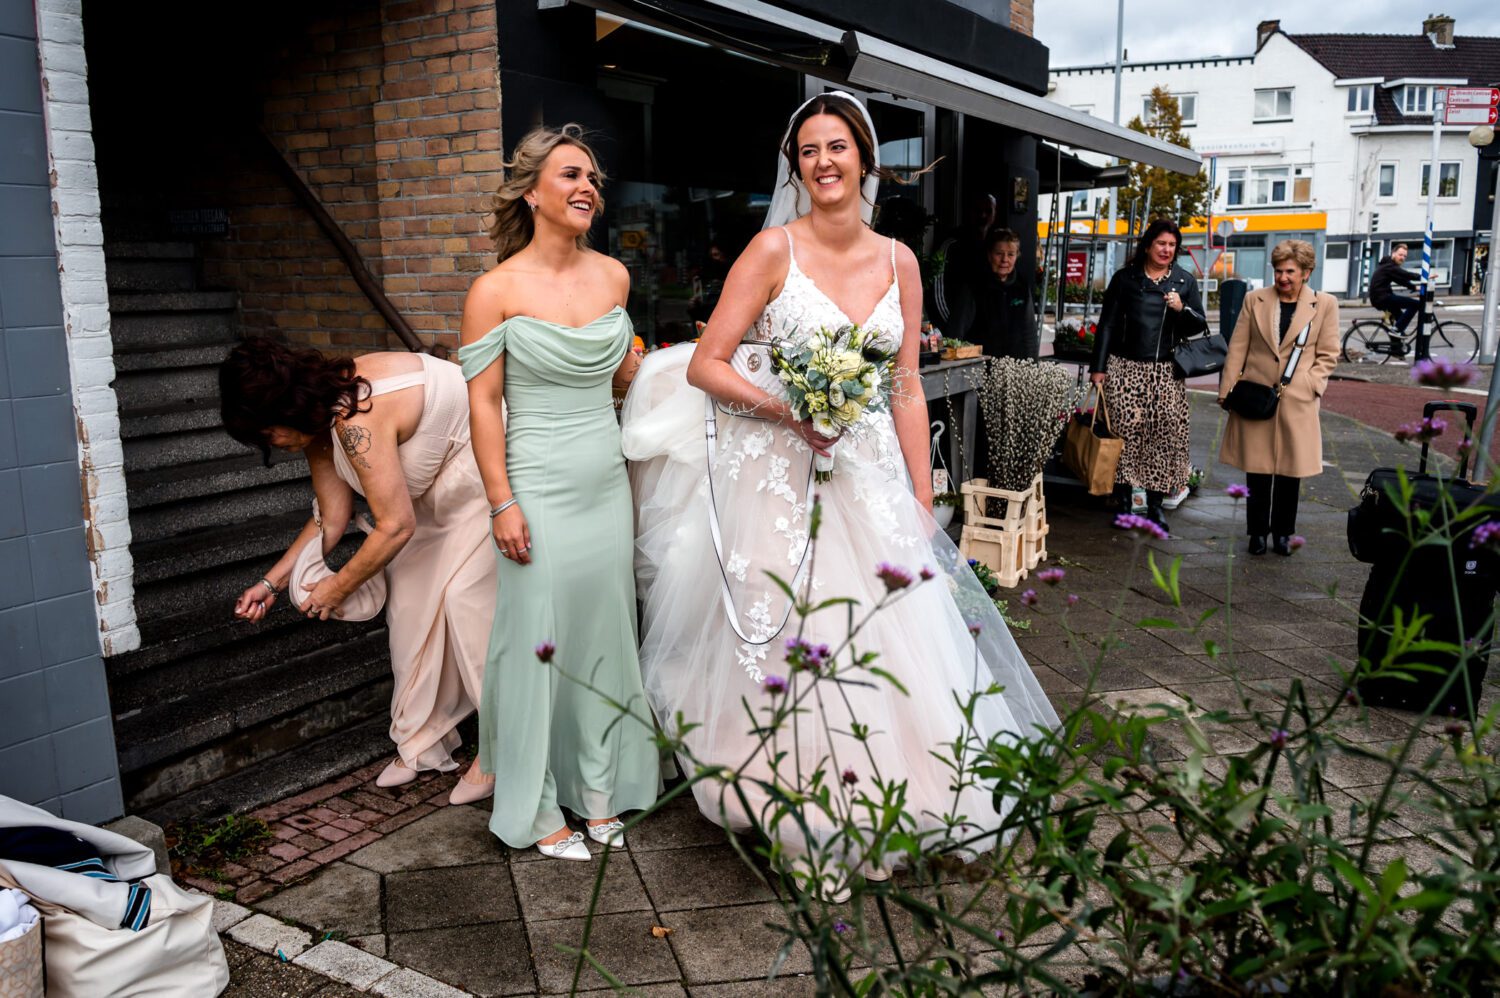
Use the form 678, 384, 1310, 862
932, 491, 960, 529
1052, 316, 1098, 361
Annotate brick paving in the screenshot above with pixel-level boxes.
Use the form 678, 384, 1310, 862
206, 394, 1492, 996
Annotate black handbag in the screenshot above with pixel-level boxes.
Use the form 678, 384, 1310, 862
1172, 330, 1229, 379
1223, 304, 1314, 421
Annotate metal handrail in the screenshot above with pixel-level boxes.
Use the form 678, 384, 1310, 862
256, 128, 428, 354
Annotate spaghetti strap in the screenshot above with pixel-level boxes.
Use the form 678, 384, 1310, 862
889, 235, 897, 269
366, 355, 429, 397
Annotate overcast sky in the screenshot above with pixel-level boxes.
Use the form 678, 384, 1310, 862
1036, 1, 1500, 67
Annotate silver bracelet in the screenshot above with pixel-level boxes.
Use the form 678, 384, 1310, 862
258, 577, 281, 596
489, 498, 518, 519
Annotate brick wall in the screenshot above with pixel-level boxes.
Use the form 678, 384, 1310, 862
200, 0, 500, 354
1010, 0, 1033, 37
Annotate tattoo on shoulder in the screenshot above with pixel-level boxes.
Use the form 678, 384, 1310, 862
337, 423, 373, 471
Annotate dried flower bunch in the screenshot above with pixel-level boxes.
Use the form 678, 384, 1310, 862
977, 357, 1080, 494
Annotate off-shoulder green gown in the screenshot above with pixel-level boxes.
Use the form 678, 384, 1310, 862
457, 306, 659, 847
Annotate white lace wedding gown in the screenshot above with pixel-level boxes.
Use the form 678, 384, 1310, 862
621, 228, 1058, 860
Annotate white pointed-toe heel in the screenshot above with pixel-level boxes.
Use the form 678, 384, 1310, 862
536, 830, 591, 861
585, 819, 626, 848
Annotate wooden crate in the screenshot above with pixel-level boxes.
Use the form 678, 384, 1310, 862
958, 475, 1049, 588
942, 343, 982, 360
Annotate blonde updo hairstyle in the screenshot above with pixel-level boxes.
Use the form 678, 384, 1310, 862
487, 123, 606, 264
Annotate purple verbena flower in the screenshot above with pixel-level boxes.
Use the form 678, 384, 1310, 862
833, 919, 850, 935
785, 637, 826, 674
1037, 567, 1066, 586
919, 566, 935, 581
1066, 593, 1080, 607
876, 562, 914, 592
1288, 535, 1306, 551
994, 929, 1006, 942
1269, 728, 1291, 750
1394, 416, 1446, 444
1412, 358, 1477, 389
1225, 483, 1250, 499
534, 641, 556, 663
1020, 588, 1039, 607
1471, 520, 1500, 551
1114, 513, 1169, 540
763, 675, 788, 695
841, 768, 858, 786
967, 621, 983, 637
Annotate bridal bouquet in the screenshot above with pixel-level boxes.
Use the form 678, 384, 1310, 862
771, 324, 895, 482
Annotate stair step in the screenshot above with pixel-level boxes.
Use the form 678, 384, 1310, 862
113, 364, 219, 411
113, 629, 391, 774
106, 257, 196, 293
109, 290, 237, 314
124, 426, 252, 474
120, 399, 223, 440
113, 341, 233, 368
110, 311, 236, 352
104, 241, 195, 260
108, 602, 371, 679
127, 478, 311, 544
126, 452, 307, 509
130, 509, 317, 585
136, 711, 397, 824
129, 531, 362, 633
111, 612, 378, 711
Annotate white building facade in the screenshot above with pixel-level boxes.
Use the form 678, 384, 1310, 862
1047, 16, 1499, 297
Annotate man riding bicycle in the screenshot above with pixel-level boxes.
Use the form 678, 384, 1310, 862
1369, 244, 1420, 355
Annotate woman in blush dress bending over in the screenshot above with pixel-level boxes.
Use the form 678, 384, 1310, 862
623, 93, 1058, 897
221, 339, 495, 805
458, 124, 658, 861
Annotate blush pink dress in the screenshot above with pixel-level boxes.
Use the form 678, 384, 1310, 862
330, 353, 496, 772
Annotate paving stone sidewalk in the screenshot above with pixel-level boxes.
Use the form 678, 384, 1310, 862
208, 394, 1489, 997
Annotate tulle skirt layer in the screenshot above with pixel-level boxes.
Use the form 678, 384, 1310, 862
621, 345, 1060, 860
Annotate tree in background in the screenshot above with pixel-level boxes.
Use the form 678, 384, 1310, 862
1111, 87, 1214, 224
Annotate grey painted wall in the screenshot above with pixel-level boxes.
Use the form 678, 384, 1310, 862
0, 0, 123, 823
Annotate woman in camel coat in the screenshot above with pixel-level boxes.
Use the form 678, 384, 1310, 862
1218, 239, 1340, 555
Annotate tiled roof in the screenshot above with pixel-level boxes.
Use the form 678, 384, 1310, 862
1285, 31, 1500, 125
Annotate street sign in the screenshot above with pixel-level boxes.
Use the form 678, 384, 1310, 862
1445, 105, 1500, 126
1445, 87, 1500, 106
1444, 87, 1500, 125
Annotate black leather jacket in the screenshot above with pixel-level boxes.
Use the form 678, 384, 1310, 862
1089, 264, 1209, 373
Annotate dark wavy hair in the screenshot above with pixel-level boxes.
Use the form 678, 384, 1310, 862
1131, 218, 1183, 270
220, 338, 371, 465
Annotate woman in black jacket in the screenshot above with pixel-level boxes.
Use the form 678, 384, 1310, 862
1088, 218, 1208, 531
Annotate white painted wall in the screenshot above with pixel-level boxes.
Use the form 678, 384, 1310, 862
36, 0, 138, 655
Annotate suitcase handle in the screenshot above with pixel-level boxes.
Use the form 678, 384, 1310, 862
1420, 400, 1478, 479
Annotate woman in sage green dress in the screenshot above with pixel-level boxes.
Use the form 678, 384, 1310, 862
457, 124, 658, 861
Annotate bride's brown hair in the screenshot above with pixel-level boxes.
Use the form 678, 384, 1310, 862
780, 94, 936, 209
487, 123, 606, 264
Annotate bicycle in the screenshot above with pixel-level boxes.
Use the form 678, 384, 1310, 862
1341, 301, 1478, 365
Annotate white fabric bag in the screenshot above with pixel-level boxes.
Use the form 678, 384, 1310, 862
0, 796, 228, 997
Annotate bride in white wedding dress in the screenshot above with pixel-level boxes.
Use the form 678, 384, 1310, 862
621, 92, 1058, 885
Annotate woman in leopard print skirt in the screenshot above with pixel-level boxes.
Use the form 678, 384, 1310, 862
1088, 219, 1207, 532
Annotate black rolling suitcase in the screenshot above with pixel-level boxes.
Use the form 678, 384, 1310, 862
1347, 401, 1500, 719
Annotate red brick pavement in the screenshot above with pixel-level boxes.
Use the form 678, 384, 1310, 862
1320, 378, 1496, 468
180, 759, 470, 903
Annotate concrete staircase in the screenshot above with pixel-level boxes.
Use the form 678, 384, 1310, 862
104, 242, 395, 823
